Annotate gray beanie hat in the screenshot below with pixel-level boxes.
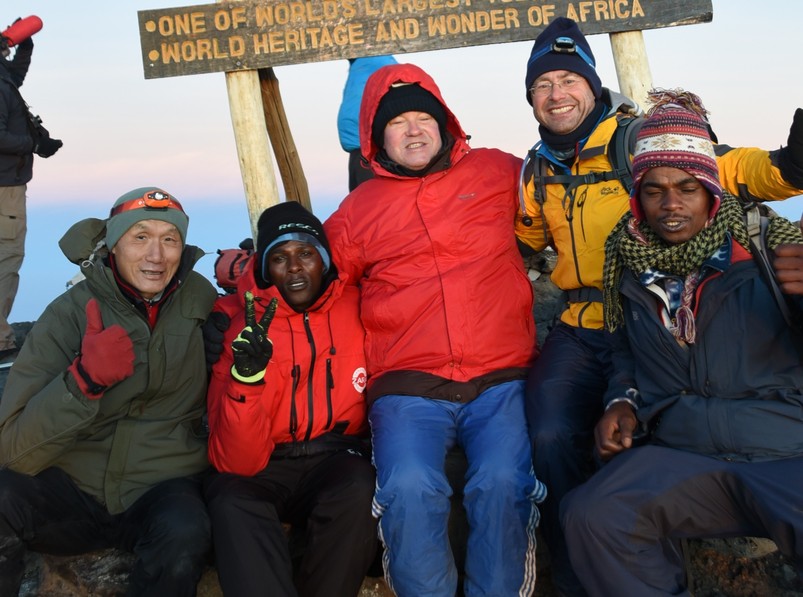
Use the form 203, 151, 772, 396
105, 187, 189, 249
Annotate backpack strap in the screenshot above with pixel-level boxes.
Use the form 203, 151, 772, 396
566, 287, 604, 303
742, 201, 799, 330
519, 144, 620, 241
518, 146, 548, 238
607, 115, 644, 195
518, 114, 643, 241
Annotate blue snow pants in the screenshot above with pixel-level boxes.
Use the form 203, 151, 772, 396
369, 380, 547, 597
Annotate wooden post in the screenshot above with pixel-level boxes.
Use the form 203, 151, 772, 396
609, 31, 653, 112
259, 69, 311, 211
225, 68, 281, 240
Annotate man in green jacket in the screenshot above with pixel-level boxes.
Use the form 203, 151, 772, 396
0, 187, 217, 596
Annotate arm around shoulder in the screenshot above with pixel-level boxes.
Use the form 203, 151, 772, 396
714, 109, 803, 200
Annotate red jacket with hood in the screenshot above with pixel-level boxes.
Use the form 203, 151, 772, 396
207, 258, 368, 476
324, 63, 537, 393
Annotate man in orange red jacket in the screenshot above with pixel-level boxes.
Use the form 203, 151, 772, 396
204, 201, 377, 597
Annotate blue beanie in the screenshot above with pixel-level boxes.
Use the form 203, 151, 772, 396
524, 17, 602, 105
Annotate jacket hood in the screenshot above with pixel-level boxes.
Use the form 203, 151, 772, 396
59, 217, 108, 265
359, 63, 467, 169
602, 87, 642, 118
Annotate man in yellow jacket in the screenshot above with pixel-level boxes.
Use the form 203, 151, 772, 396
518, 17, 803, 596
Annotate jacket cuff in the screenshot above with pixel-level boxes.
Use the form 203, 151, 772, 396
66, 359, 105, 400
604, 387, 642, 411
776, 147, 803, 189
230, 364, 266, 385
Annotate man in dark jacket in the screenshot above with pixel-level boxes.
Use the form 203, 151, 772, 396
560, 90, 803, 597
0, 20, 61, 360
0, 187, 216, 596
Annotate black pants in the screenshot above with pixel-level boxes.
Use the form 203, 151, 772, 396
0, 466, 211, 597
525, 323, 613, 596
205, 450, 377, 597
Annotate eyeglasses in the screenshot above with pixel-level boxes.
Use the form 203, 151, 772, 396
110, 190, 185, 217
529, 76, 583, 97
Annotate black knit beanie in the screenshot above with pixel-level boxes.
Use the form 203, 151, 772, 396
524, 17, 602, 104
255, 201, 332, 285
372, 83, 447, 147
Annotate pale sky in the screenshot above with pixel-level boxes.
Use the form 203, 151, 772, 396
6, 0, 803, 322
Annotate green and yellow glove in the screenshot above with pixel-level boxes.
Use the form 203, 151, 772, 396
231, 292, 278, 384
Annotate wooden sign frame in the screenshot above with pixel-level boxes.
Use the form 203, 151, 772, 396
138, 0, 712, 228
139, 0, 712, 79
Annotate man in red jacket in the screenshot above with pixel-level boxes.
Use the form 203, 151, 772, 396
325, 63, 546, 597
204, 201, 377, 597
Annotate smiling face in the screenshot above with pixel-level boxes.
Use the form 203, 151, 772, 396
267, 240, 324, 312
531, 70, 596, 135
111, 219, 182, 299
639, 166, 713, 245
383, 110, 443, 171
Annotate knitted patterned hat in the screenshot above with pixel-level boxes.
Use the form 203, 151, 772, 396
524, 17, 602, 105
106, 187, 188, 249
630, 89, 722, 223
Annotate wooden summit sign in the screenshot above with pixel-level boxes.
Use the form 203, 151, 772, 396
138, 0, 712, 79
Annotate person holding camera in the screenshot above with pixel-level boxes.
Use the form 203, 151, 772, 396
0, 16, 62, 360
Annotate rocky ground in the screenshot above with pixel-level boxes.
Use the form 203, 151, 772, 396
16, 536, 803, 596
687, 538, 802, 597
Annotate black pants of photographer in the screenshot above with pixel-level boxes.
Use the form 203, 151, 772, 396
205, 449, 378, 597
0, 466, 211, 596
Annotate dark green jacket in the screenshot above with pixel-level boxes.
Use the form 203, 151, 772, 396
0, 217, 216, 513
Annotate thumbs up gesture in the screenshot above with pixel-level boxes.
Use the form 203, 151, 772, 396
68, 298, 135, 399
230, 292, 278, 384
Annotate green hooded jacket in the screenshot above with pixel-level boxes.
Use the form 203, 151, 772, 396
0, 216, 216, 514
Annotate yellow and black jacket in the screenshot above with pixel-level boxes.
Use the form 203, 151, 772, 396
517, 89, 803, 329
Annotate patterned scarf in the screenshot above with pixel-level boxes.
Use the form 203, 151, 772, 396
603, 193, 803, 341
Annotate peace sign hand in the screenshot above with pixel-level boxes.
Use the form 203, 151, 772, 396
230, 292, 278, 384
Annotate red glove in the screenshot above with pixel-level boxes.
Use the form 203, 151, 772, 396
68, 298, 135, 399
